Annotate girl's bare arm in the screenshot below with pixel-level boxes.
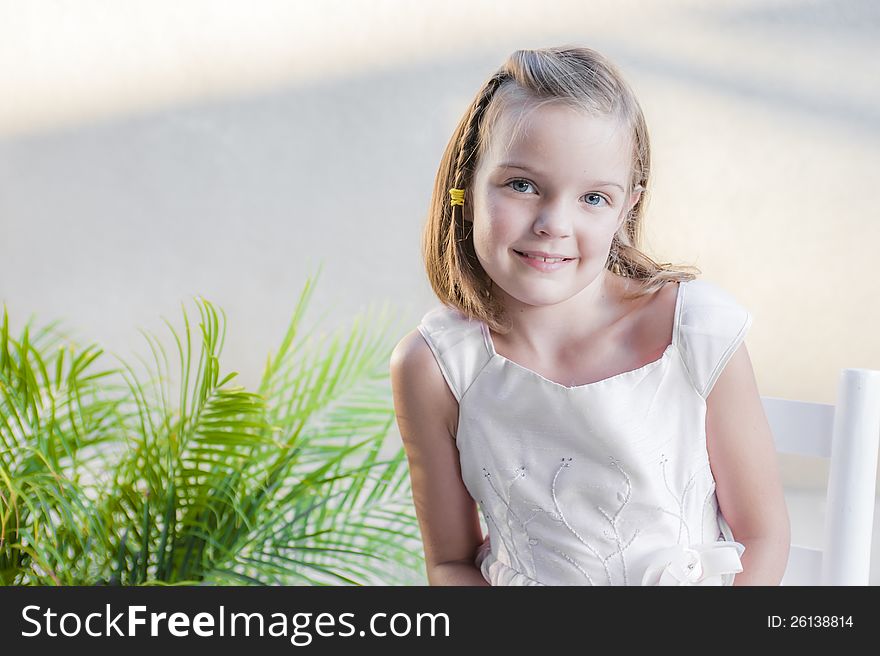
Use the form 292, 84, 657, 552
706, 342, 792, 585
390, 329, 489, 586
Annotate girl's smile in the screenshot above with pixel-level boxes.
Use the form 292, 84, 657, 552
513, 249, 578, 272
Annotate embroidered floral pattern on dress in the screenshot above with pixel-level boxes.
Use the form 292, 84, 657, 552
477, 451, 745, 586
656, 452, 699, 544
478, 456, 641, 585
479, 464, 545, 578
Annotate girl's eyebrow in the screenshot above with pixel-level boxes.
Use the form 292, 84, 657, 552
497, 162, 625, 192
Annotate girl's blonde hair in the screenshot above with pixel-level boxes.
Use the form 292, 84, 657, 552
422, 45, 699, 334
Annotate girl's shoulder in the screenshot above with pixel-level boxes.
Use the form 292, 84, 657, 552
677, 278, 750, 312
675, 278, 753, 400
390, 327, 460, 433
414, 304, 493, 403
418, 303, 479, 333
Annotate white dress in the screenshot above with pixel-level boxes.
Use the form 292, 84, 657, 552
417, 278, 752, 586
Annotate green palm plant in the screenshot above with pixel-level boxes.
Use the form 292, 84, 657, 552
0, 275, 425, 585
0, 308, 122, 584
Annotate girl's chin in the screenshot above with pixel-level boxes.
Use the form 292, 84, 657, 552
500, 288, 577, 308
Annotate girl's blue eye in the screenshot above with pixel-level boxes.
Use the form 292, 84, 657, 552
584, 193, 607, 207
509, 179, 534, 193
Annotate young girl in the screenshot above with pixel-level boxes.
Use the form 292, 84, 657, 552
390, 46, 790, 586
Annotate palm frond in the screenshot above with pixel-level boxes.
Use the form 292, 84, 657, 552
0, 307, 123, 584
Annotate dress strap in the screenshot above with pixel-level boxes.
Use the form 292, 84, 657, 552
417, 305, 494, 403
676, 279, 753, 399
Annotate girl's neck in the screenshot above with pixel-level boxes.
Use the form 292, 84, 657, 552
492, 272, 632, 359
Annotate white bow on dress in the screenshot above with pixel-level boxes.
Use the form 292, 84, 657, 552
641, 541, 745, 586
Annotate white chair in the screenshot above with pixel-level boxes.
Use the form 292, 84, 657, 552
762, 368, 880, 585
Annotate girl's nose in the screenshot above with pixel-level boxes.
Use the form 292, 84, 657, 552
532, 202, 573, 239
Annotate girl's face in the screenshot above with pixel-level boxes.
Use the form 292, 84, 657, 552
469, 102, 640, 311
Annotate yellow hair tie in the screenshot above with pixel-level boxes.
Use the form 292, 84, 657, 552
449, 188, 465, 207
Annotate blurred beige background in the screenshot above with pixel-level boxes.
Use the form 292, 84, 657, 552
1, 0, 878, 581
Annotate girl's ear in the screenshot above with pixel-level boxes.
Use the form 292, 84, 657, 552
617, 187, 643, 231
627, 186, 643, 213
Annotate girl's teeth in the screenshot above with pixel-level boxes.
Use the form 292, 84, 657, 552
527, 254, 564, 263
